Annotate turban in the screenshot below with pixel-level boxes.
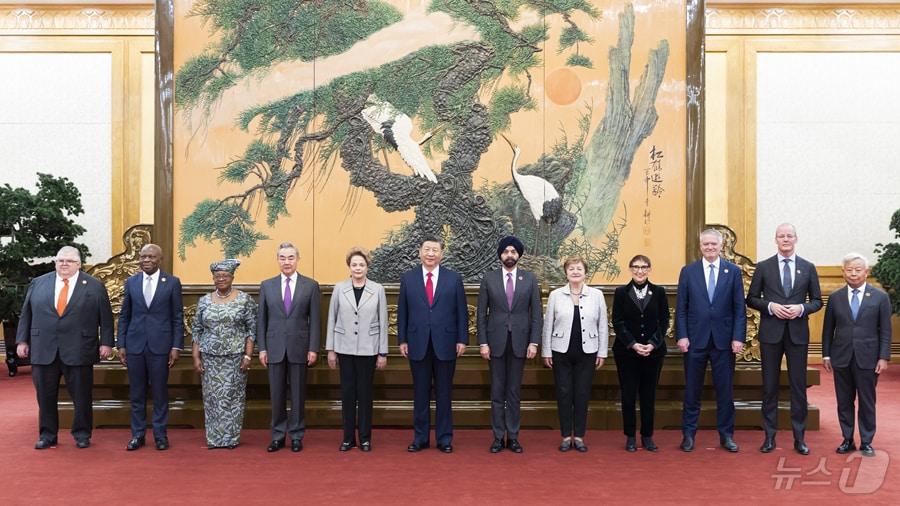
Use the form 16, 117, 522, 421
497, 236, 524, 258
209, 259, 241, 274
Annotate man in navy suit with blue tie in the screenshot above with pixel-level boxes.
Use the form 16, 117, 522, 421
676, 228, 747, 453
397, 236, 468, 453
117, 244, 184, 451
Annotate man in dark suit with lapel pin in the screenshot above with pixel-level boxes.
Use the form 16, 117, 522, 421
476, 236, 542, 453
676, 228, 747, 453
398, 236, 469, 453
16, 246, 114, 449
117, 244, 184, 451
822, 252, 892, 457
257, 242, 321, 452
747, 223, 822, 455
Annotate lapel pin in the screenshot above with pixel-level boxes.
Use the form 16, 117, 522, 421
161, 277, 167, 282
865, 292, 871, 297
796, 270, 801, 274
723, 269, 729, 274
648, 290, 652, 295
518, 276, 523, 281
81, 280, 87, 285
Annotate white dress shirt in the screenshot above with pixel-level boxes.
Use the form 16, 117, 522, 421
702, 257, 720, 286
501, 266, 517, 292
55, 272, 79, 307
421, 265, 439, 289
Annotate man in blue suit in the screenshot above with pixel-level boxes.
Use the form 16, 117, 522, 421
117, 244, 184, 451
676, 228, 747, 452
397, 236, 469, 453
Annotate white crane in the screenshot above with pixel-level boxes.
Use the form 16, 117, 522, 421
501, 135, 562, 223
360, 94, 438, 183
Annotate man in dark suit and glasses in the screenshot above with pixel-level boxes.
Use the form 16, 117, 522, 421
16, 246, 114, 449
397, 236, 468, 453
117, 244, 185, 451
747, 223, 822, 455
676, 228, 747, 453
476, 236, 542, 453
822, 252, 892, 457
257, 242, 321, 453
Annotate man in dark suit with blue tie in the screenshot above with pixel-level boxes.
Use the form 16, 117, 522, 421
398, 236, 468, 453
822, 253, 892, 457
747, 224, 822, 455
117, 244, 184, 451
676, 228, 747, 453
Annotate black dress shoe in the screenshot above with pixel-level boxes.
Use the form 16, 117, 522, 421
793, 440, 809, 455
573, 438, 588, 453
836, 439, 856, 454
489, 438, 504, 453
267, 439, 285, 452
720, 437, 739, 453
559, 439, 572, 452
35, 438, 57, 450
407, 442, 429, 452
625, 436, 637, 452
680, 435, 694, 452
759, 436, 776, 453
75, 438, 91, 449
359, 441, 371, 452
860, 443, 875, 457
641, 436, 658, 452
127, 437, 145, 451
291, 439, 303, 452
507, 439, 523, 453
155, 437, 169, 451
339, 441, 356, 452
437, 443, 453, 453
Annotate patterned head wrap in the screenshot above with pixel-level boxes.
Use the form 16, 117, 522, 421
209, 258, 241, 274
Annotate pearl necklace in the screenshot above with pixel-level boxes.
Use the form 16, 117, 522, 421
214, 288, 233, 299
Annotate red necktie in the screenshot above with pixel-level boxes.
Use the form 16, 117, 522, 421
425, 272, 434, 306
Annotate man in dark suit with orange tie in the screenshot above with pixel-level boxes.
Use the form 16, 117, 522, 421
16, 246, 114, 449
676, 228, 747, 453
117, 244, 184, 451
747, 223, 822, 455
822, 253, 892, 457
397, 236, 468, 453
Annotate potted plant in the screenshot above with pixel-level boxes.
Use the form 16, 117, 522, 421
873, 208, 900, 316
0, 173, 89, 376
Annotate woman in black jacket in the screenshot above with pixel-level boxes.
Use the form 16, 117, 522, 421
612, 254, 670, 452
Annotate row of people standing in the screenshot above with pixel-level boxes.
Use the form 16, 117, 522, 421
14, 227, 892, 457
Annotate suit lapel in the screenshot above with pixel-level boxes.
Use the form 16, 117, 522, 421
147, 271, 168, 309
712, 262, 728, 302
61, 272, 86, 318
855, 285, 874, 321
498, 269, 512, 310
430, 266, 443, 307
44, 274, 58, 314
627, 283, 641, 310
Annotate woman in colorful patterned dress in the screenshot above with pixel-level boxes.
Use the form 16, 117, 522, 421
191, 259, 257, 449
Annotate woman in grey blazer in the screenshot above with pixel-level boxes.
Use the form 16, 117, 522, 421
542, 256, 608, 452
326, 247, 388, 452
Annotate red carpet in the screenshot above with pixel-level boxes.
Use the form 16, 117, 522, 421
2, 364, 898, 505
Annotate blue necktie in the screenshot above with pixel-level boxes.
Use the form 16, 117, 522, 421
707, 264, 717, 303
782, 259, 792, 297
850, 288, 860, 321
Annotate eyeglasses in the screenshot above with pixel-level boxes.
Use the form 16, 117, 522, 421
630, 265, 650, 271
55, 259, 80, 265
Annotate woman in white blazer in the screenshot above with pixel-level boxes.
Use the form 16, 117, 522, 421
325, 247, 388, 452
542, 256, 608, 452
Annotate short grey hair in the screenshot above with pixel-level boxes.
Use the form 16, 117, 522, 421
775, 223, 797, 236
842, 252, 869, 269
699, 228, 723, 243
277, 242, 299, 257
55, 246, 82, 262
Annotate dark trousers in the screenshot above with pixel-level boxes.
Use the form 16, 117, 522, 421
833, 353, 878, 444
127, 351, 171, 439
409, 340, 456, 446
32, 354, 93, 441
337, 353, 377, 443
615, 350, 664, 437
682, 339, 735, 438
489, 336, 526, 440
552, 340, 596, 438
760, 328, 808, 440
268, 360, 307, 441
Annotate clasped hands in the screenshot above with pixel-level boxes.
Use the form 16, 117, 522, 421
631, 343, 655, 357
771, 303, 803, 320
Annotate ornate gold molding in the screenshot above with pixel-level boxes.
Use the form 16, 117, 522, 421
0, 6, 154, 34
710, 224, 761, 362
706, 5, 900, 33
